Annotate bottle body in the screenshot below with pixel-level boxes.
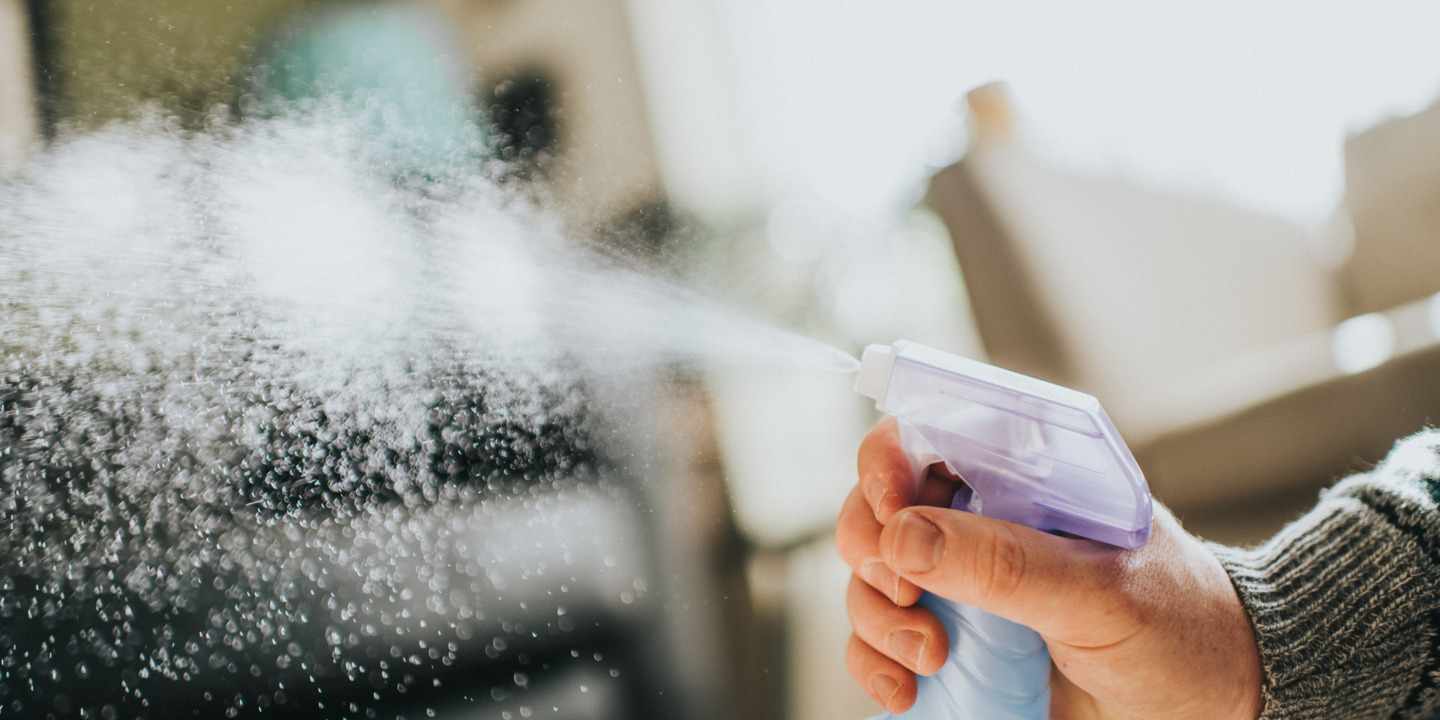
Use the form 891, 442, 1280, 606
854, 341, 1153, 720
876, 593, 1049, 720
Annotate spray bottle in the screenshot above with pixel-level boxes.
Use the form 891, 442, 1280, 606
854, 340, 1153, 720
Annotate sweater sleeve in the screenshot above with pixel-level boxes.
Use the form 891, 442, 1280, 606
1209, 430, 1440, 720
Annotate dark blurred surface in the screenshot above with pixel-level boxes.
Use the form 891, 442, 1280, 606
0, 323, 689, 719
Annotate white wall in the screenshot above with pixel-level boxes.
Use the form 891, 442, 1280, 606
627, 0, 1440, 231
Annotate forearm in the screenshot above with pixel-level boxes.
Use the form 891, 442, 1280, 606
1211, 430, 1440, 720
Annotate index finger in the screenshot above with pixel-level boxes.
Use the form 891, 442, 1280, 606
858, 416, 920, 524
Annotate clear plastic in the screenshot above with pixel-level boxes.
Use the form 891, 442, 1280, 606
856, 341, 1153, 720
856, 341, 1151, 547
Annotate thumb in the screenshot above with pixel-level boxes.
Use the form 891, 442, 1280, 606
878, 506, 1123, 640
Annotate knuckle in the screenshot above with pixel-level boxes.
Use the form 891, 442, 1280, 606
835, 489, 888, 576
833, 527, 859, 564
970, 526, 1027, 605
834, 496, 871, 565
834, 527, 873, 572
844, 633, 875, 682
844, 574, 877, 626
845, 573, 868, 608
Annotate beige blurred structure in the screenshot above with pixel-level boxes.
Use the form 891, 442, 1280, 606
0, 0, 38, 164
1341, 100, 1440, 316
423, 0, 664, 227
929, 83, 1440, 519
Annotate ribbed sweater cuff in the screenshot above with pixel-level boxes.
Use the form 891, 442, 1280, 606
1210, 494, 1440, 720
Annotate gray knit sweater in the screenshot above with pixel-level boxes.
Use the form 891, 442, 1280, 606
1212, 430, 1440, 720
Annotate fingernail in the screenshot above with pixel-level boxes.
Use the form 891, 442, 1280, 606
893, 513, 945, 573
888, 629, 928, 670
871, 674, 901, 708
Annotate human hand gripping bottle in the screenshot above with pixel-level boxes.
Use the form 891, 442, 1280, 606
854, 341, 1153, 720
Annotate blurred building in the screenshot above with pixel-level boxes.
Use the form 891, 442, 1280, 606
928, 85, 1440, 542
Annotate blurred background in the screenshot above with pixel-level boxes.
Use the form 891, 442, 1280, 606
7, 1, 1440, 718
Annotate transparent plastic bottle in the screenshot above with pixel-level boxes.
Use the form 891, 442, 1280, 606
855, 341, 1152, 720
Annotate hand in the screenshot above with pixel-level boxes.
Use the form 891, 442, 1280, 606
835, 417, 1264, 720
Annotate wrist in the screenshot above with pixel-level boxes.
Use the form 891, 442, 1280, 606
1211, 494, 1440, 720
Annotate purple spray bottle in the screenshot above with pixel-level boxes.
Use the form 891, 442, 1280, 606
855, 341, 1153, 720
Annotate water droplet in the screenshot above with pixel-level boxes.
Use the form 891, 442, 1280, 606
0, 96, 856, 719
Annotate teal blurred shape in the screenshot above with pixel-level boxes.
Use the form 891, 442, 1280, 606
249, 2, 487, 176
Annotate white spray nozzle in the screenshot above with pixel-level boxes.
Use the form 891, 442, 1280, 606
854, 343, 896, 402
